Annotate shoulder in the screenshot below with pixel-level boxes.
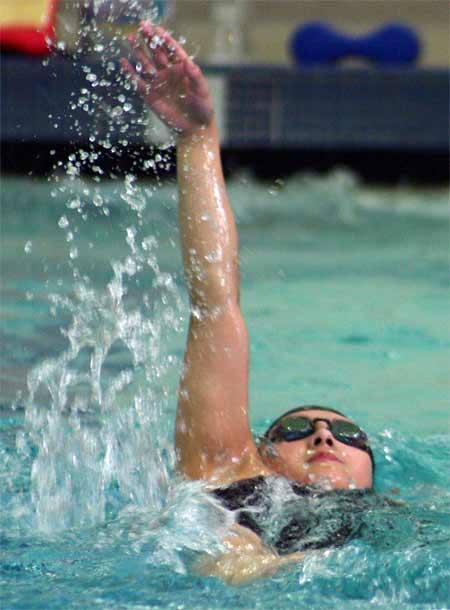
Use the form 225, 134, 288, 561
208, 461, 273, 489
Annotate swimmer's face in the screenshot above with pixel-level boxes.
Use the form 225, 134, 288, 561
260, 409, 373, 490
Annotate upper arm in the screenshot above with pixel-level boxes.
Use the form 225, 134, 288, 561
175, 302, 259, 480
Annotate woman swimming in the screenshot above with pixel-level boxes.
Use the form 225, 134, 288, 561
121, 22, 375, 584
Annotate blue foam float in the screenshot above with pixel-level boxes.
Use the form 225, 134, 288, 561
290, 21, 421, 66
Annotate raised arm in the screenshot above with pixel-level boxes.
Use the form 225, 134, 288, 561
122, 23, 262, 482
176, 121, 257, 482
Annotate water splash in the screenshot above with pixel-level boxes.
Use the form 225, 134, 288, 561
18, 181, 183, 532
9, 0, 187, 534
229, 169, 449, 226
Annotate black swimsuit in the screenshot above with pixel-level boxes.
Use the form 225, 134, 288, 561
212, 475, 374, 555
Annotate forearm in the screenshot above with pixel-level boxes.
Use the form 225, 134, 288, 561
177, 120, 240, 314
197, 545, 282, 585
198, 548, 304, 586
194, 526, 305, 585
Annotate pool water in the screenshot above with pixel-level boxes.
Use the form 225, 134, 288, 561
1, 171, 449, 609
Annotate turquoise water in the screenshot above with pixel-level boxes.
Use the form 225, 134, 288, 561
1, 172, 449, 609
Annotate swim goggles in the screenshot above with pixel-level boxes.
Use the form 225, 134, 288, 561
265, 416, 371, 453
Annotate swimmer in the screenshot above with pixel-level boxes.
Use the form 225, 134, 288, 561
121, 23, 375, 585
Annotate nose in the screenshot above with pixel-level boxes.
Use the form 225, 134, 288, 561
308, 421, 334, 448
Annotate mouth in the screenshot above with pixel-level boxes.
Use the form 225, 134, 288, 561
307, 452, 342, 464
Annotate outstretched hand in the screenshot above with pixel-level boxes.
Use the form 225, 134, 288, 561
121, 22, 214, 135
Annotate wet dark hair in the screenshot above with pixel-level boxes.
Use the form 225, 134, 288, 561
262, 405, 376, 477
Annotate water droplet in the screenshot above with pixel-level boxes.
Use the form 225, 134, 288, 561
111, 106, 123, 118
67, 197, 81, 210
24, 241, 32, 254
93, 194, 103, 207
205, 249, 222, 263
142, 236, 158, 251
66, 164, 79, 177
58, 215, 69, 229
150, 34, 162, 50
86, 73, 97, 83
69, 247, 79, 259
94, 43, 104, 52
66, 232, 74, 242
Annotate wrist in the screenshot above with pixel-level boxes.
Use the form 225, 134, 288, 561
176, 118, 218, 146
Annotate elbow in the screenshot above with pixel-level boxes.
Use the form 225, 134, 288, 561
185, 258, 240, 314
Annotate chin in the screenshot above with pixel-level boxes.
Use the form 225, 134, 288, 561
302, 466, 357, 490
306, 476, 347, 490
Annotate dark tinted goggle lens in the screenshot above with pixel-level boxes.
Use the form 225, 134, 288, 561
269, 416, 369, 450
330, 420, 369, 449
270, 416, 313, 441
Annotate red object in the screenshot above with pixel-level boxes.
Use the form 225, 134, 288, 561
0, 0, 59, 56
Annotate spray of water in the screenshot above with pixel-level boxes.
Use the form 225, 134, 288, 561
21, 203, 184, 531
18, 1, 184, 534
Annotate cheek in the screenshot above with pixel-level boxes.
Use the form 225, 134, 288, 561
345, 448, 373, 486
277, 442, 310, 476
278, 441, 307, 463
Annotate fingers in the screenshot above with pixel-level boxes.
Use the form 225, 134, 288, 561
184, 60, 208, 97
120, 58, 153, 99
131, 21, 203, 88
127, 34, 155, 73
139, 21, 189, 65
152, 45, 169, 70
